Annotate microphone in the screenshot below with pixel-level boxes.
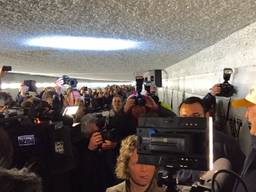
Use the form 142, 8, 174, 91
200, 158, 232, 192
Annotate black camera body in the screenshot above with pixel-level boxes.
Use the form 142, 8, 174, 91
95, 114, 117, 142
218, 82, 235, 97
133, 94, 146, 106
100, 127, 117, 142
137, 116, 213, 191
216, 68, 236, 97
62, 75, 78, 88
133, 76, 146, 106
2, 65, 12, 72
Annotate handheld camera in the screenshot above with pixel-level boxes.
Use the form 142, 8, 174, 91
217, 68, 236, 97
133, 76, 146, 106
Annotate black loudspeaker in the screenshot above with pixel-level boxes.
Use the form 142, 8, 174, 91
144, 70, 162, 87
154, 70, 162, 87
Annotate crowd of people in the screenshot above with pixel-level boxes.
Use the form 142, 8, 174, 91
0, 78, 256, 192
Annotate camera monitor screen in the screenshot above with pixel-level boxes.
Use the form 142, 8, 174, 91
137, 117, 213, 171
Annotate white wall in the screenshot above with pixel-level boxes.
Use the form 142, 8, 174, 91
158, 21, 256, 155
0, 73, 58, 97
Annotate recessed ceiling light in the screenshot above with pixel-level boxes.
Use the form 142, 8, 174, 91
25, 36, 140, 51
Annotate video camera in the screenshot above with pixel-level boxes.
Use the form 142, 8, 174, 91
137, 116, 214, 191
137, 116, 213, 170
217, 68, 236, 97
0, 106, 76, 191
6, 119, 73, 167
62, 75, 78, 88
132, 76, 146, 106
1, 96, 76, 169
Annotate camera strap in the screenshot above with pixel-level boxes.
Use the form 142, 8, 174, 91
225, 98, 232, 124
182, 90, 185, 102
103, 112, 110, 129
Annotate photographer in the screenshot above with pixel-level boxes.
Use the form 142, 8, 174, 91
39, 86, 64, 110
16, 82, 30, 106
106, 135, 164, 192
16, 80, 39, 107
123, 76, 159, 128
147, 86, 176, 118
203, 84, 221, 117
124, 94, 158, 129
41, 90, 63, 119
104, 95, 135, 140
74, 113, 118, 192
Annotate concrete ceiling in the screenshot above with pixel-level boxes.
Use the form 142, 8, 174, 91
0, 0, 256, 81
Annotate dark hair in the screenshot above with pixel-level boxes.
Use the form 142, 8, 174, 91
41, 90, 58, 101
178, 96, 207, 114
112, 94, 123, 101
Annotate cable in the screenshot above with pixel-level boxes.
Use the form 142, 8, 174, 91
211, 169, 248, 192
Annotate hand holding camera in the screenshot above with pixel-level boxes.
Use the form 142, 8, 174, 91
0, 65, 12, 78
88, 132, 103, 151
62, 75, 78, 88
124, 97, 136, 113
101, 140, 117, 150
210, 84, 221, 96
144, 95, 158, 110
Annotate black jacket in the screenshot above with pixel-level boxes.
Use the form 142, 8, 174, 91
71, 138, 118, 192
233, 136, 256, 192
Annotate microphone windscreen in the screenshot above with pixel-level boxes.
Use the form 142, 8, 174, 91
201, 158, 232, 184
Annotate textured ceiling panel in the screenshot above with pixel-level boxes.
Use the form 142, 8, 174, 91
0, 0, 255, 80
